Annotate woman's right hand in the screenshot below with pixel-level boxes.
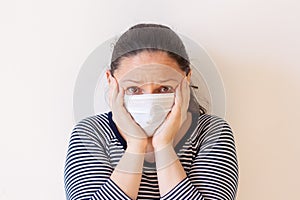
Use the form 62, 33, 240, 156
108, 75, 148, 152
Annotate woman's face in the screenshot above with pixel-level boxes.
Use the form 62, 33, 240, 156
107, 51, 191, 95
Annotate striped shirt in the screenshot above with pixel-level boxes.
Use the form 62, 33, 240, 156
64, 111, 239, 199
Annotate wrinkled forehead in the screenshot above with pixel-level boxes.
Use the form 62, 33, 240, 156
119, 64, 184, 86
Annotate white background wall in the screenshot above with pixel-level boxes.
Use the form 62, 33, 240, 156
1, 1, 299, 199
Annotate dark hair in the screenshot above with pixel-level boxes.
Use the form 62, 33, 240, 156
110, 23, 206, 115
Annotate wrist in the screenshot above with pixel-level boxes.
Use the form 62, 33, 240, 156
115, 150, 145, 174
127, 140, 147, 153
154, 143, 178, 170
153, 140, 173, 151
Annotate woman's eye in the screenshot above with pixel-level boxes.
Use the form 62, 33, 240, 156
159, 86, 174, 93
126, 86, 141, 94
126, 86, 174, 94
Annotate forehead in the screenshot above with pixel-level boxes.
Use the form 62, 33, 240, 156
114, 51, 185, 81
119, 64, 184, 87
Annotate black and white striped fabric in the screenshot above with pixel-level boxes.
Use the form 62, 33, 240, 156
64, 111, 239, 200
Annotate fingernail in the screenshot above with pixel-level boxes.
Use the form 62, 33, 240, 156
183, 77, 187, 84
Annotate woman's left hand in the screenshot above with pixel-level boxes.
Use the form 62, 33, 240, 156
152, 77, 190, 149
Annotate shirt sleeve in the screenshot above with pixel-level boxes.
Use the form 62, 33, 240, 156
63, 117, 131, 200
160, 115, 239, 200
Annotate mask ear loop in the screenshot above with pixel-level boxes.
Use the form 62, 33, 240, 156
186, 76, 198, 89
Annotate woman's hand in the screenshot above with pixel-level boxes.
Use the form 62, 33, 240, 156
108, 76, 148, 151
152, 77, 190, 150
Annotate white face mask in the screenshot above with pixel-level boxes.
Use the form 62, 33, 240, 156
124, 93, 175, 137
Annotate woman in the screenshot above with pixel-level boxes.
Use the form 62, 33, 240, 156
64, 23, 239, 200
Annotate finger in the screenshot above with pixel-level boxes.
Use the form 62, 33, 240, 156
171, 80, 183, 118
111, 76, 119, 102
116, 85, 126, 112
182, 77, 190, 104
115, 85, 133, 122
175, 78, 183, 106
181, 77, 190, 122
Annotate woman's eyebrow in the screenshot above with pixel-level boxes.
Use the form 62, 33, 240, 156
121, 79, 179, 83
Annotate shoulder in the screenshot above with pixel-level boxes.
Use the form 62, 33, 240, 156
71, 112, 115, 143
191, 113, 235, 144
197, 113, 233, 131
